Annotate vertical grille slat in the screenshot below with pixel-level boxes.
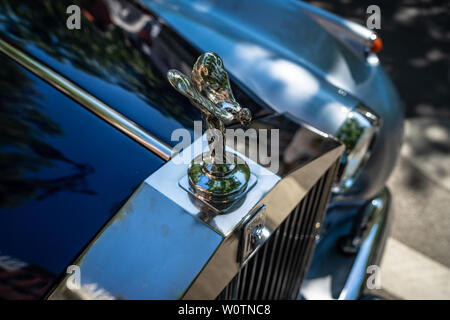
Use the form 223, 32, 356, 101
260, 228, 281, 299
266, 215, 291, 299
290, 162, 340, 298
252, 241, 269, 298
286, 173, 327, 298
277, 195, 309, 298
271, 211, 298, 299
281, 178, 321, 293
237, 261, 248, 299
217, 161, 340, 300
246, 253, 259, 300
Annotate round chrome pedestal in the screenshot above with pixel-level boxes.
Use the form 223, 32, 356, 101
188, 152, 250, 206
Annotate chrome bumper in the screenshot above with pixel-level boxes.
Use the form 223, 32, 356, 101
300, 188, 391, 300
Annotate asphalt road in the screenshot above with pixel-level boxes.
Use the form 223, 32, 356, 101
305, 0, 450, 299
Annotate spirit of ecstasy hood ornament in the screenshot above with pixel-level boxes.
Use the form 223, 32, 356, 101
167, 52, 253, 208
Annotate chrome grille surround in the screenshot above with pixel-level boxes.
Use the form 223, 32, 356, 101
218, 161, 340, 300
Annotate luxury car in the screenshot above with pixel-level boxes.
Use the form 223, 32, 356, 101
0, 0, 403, 300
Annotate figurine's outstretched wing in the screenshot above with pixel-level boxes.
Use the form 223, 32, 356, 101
167, 69, 235, 123
167, 52, 251, 125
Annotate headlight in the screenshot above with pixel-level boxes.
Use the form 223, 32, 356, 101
333, 104, 380, 193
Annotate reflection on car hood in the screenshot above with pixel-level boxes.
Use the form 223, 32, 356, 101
0, 55, 164, 299
143, 0, 378, 133
0, 0, 270, 149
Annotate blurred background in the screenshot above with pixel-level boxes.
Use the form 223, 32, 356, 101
306, 0, 450, 299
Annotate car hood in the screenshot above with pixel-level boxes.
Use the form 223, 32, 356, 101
143, 0, 404, 199
143, 0, 376, 133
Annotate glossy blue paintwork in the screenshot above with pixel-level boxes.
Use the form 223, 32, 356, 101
0, 55, 164, 298
0, 0, 269, 150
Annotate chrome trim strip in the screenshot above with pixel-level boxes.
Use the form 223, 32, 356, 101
0, 38, 173, 161
299, 2, 375, 59
338, 187, 390, 300
333, 104, 380, 193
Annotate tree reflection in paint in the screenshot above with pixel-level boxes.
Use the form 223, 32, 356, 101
0, 0, 199, 127
0, 60, 94, 207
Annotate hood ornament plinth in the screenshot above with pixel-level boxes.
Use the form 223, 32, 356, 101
167, 52, 253, 209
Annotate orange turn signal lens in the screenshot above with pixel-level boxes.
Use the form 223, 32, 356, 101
82, 9, 95, 22
370, 35, 383, 53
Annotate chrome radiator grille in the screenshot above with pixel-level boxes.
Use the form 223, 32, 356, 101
217, 161, 339, 300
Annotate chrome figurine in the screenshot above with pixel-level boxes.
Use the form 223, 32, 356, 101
167, 52, 252, 207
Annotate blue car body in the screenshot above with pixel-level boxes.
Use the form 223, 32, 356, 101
0, 0, 403, 299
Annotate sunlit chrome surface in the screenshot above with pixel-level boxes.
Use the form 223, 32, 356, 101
339, 188, 388, 255
0, 38, 173, 161
300, 2, 376, 59
238, 205, 270, 265
338, 188, 389, 299
218, 166, 340, 300
167, 52, 253, 206
148, 134, 278, 236
49, 181, 223, 300
334, 104, 380, 193
145, 0, 367, 136
167, 52, 251, 126
179, 114, 343, 299
145, 0, 404, 200
48, 114, 343, 300
300, 188, 390, 300
179, 172, 258, 214
186, 153, 252, 208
